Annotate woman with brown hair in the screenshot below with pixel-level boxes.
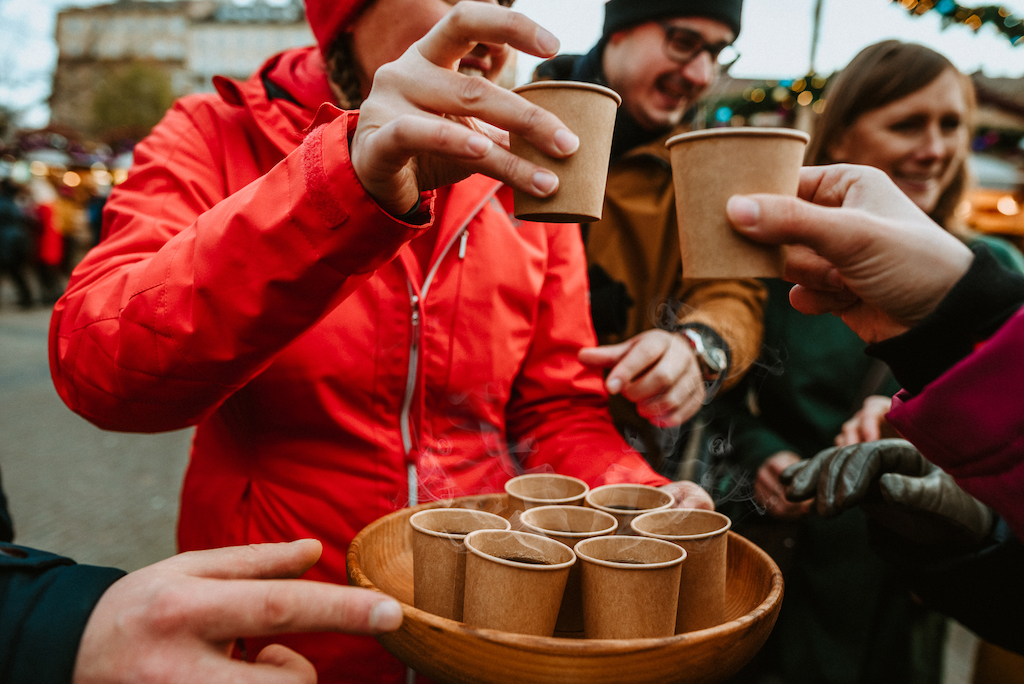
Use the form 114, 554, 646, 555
812, 40, 1024, 444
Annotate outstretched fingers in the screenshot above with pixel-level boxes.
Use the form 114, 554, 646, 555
190, 580, 404, 642
170, 540, 323, 581
418, 3, 559, 70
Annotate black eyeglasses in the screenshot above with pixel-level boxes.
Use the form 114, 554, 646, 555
657, 24, 740, 71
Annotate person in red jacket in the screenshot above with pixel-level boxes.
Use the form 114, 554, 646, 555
49, 1, 710, 681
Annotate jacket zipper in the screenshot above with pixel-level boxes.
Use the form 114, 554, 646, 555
401, 188, 497, 508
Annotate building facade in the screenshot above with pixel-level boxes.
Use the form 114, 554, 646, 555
50, 0, 313, 136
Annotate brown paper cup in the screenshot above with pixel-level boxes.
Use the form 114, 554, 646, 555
505, 473, 590, 521
585, 483, 674, 534
666, 127, 810, 278
510, 81, 621, 223
631, 509, 732, 633
463, 529, 576, 636
520, 505, 618, 634
574, 535, 686, 639
409, 509, 510, 621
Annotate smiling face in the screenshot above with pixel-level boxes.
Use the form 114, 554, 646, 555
601, 17, 734, 132
828, 68, 970, 215
348, 0, 512, 97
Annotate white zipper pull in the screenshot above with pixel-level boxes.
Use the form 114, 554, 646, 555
458, 231, 468, 259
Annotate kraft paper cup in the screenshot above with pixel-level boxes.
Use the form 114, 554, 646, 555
505, 473, 590, 520
574, 535, 686, 639
666, 127, 810, 278
510, 81, 621, 223
585, 483, 674, 534
409, 508, 510, 621
520, 505, 618, 634
462, 529, 576, 637
631, 509, 732, 633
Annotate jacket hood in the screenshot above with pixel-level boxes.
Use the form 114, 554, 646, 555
214, 47, 339, 154
305, 0, 372, 56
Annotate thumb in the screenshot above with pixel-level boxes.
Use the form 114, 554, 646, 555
726, 193, 869, 267
578, 341, 632, 368
255, 644, 318, 683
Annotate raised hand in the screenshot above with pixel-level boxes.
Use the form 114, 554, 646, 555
351, 2, 580, 216
726, 164, 974, 344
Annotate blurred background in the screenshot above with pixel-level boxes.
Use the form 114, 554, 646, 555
0, 1, 1021, 682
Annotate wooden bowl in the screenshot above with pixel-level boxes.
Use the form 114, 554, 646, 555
347, 494, 783, 684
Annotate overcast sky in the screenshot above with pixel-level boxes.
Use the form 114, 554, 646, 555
2, 0, 1023, 128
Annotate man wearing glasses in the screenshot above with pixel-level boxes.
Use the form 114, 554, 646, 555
537, 0, 765, 476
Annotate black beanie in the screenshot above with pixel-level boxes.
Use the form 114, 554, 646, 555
603, 0, 743, 39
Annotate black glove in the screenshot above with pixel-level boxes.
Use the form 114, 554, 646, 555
781, 439, 994, 551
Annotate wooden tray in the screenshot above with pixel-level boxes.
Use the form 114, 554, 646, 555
347, 494, 783, 684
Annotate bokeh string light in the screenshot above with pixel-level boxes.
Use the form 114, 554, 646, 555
892, 0, 1024, 45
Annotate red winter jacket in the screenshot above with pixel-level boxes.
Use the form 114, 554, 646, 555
49, 47, 666, 682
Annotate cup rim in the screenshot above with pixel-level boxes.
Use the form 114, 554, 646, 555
584, 483, 674, 515
520, 504, 618, 539
665, 126, 810, 148
504, 473, 590, 506
409, 508, 511, 540
630, 509, 733, 541
512, 80, 622, 107
574, 535, 686, 570
464, 529, 577, 571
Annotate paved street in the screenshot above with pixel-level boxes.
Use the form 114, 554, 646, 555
0, 301, 191, 572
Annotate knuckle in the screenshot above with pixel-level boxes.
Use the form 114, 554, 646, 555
145, 584, 193, 634
520, 103, 547, 131
446, 3, 475, 32
500, 152, 524, 184
458, 75, 490, 108
260, 588, 296, 632
372, 62, 403, 89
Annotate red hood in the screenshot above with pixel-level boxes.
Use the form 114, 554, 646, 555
213, 47, 340, 154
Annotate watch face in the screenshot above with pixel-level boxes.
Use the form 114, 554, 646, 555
705, 346, 727, 374
681, 327, 726, 380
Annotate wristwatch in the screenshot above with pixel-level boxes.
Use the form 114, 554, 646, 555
678, 325, 730, 386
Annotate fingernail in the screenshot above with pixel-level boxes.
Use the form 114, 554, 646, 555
532, 170, 558, 196
726, 195, 759, 229
467, 135, 493, 157
536, 29, 560, 55
369, 600, 403, 632
607, 377, 622, 394
554, 129, 579, 155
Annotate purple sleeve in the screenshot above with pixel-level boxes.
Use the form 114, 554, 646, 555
887, 306, 1024, 540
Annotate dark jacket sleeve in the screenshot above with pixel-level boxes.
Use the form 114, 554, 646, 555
870, 519, 1024, 656
0, 544, 125, 684
867, 244, 1024, 394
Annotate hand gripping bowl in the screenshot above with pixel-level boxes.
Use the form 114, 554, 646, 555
347, 494, 782, 684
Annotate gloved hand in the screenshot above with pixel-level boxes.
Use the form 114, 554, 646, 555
781, 439, 994, 551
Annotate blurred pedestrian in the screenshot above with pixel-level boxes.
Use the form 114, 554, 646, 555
26, 177, 65, 304
0, 179, 33, 309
